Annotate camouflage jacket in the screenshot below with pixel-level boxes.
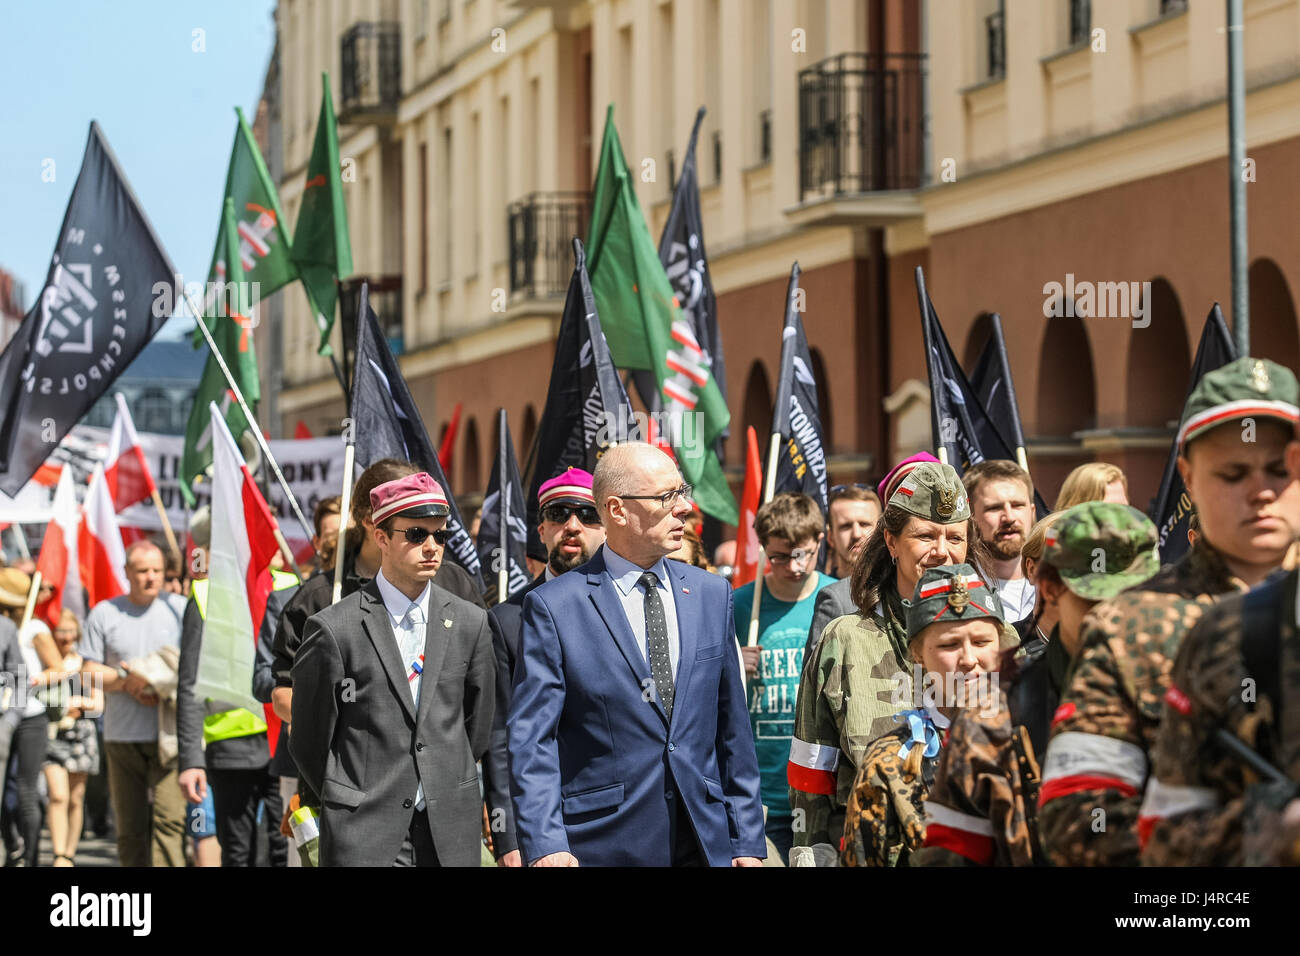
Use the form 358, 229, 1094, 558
789, 583, 911, 855
1037, 539, 1247, 866
912, 689, 1045, 867
840, 720, 937, 867
1142, 568, 1300, 866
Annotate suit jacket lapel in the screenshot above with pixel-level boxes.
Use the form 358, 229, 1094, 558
415, 588, 453, 728
667, 560, 697, 728
360, 582, 417, 724
586, 554, 667, 726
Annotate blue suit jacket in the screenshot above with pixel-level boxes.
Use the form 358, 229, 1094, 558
507, 548, 765, 866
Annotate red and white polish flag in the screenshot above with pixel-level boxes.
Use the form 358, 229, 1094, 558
78, 463, 128, 609
104, 392, 157, 513
35, 466, 84, 628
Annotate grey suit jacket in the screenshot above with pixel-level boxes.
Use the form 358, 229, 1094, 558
802, 577, 856, 662
290, 579, 496, 867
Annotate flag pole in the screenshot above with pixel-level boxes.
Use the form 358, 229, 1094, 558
19, 570, 42, 633
9, 524, 31, 560
149, 490, 182, 567
331, 441, 356, 605
184, 289, 316, 548
746, 432, 782, 648
497, 408, 509, 605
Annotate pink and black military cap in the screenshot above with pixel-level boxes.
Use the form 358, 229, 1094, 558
538, 467, 595, 509
370, 472, 451, 523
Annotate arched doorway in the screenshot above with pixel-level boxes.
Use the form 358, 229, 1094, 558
462, 417, 481, 493
1035, 314, 1096, 437
1126, 278, 1190, 428
1248, 259, 1300, 371
742, 360, 773, 445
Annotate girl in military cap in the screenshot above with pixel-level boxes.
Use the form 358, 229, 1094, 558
840, 564, 1016, 866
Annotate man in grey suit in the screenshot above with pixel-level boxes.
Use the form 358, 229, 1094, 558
802, 484, 881, 660
291, 472, 496, 867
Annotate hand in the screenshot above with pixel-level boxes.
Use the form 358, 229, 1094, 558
731, 856, 762, 867
530, 851, 579, 867
740, 645, 760, 677
121, 669, 150, 696
132, 687, 159, 707
179, 767, 207, 803
498, 849, 522, 868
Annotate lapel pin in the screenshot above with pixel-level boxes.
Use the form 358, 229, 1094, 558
443, 618, 453, 628
682, 587, 690, 594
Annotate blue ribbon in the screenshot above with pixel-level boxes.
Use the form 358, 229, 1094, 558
895, 709, 942, 761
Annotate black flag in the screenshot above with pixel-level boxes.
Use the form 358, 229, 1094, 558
0, 122, 175, 494
969, 313, 1028, 452
1149, 304, 1237, 563
916, 268, 1049, 516
527, 238, 639, 534
636, 106, 728, 448
771, 263, 828, 514
479, 409, 530, 604
351, 283, 483, 585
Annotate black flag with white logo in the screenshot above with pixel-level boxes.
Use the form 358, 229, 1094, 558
351, 283, 482, 585
526, 238, 639, 535
969, 313, 1027, 452
479, 409, 531, 604
771, 263, 828, 515
1150, 304, 1237, 563
0, 122, 175, 494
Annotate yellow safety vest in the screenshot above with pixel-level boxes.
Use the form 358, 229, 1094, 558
193, 570, 299, 744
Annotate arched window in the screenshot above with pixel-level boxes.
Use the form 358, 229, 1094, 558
1248, 259, 1300, 371
809, 347, 833, 452
1126, 278, 1190, 428
742, 360, 773, 446
1035, 313, 1096, 437
462, 417, 481, 493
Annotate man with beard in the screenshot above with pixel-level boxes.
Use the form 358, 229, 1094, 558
483, 467, 605, 866
962, 460, 1038, 628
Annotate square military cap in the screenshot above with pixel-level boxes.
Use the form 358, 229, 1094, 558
370, 472, 450, 523
887, 461, 971, 524
904, 563, 1018, 649
1042, 501, 1159, 601
1177, 357, 1300, 448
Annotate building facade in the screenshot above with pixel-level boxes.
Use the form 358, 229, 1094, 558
264, 0, 1300, 523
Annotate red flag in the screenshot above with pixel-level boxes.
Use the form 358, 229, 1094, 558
35, 467, 82, 628
437, 401, 462, 472
293, 420, 313, 439
104, 393, 157, 513
732, 427, 763, 589
32, 462, 63, 487
78, 464, 128, 608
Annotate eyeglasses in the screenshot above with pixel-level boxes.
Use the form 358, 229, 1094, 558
830, 483, 872, 496
767, 547, 818, 568
541, 504, 602, 527
391, 526, 450, 546
619, 484, 693, 509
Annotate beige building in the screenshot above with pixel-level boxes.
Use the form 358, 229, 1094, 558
261, 0, 1300, 523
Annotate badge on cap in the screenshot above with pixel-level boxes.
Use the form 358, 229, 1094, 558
948, 576, 969, 612
1251, 360, 1271, 394
443, 618, 453, 629
936, 484, 957, 520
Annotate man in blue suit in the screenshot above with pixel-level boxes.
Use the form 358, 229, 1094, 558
508, 442, 765, 866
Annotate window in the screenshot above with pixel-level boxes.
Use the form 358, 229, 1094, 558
986, 1, 1006, 79
1069, 0, 1090, 46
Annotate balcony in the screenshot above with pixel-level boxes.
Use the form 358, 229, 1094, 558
339, 22, 401, 125
507, 192, 590, 301
786, 53, 927, 227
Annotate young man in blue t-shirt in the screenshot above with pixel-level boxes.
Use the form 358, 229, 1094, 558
733, 492, 833, 864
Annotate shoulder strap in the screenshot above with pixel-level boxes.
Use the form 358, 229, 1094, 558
1240, 572, 1287, 727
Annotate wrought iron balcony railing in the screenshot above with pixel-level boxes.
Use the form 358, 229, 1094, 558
340, 22, 401, 124
507, 192, 590, 301
797, 52, 927, 198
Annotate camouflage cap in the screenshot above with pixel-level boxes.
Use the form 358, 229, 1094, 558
887, 461, 971, 524
1041, 501, 1159, 601
1177, 357, 1300, 448
904, 563, 1018, 649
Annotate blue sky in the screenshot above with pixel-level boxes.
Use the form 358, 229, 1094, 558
0, 0, 277, 337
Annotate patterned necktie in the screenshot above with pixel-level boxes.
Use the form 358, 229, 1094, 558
402, 602, 426, 706
638, 571, 674, 720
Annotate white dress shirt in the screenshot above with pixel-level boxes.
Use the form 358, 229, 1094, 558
374, 569, 431, 810
602, 543, 681, 678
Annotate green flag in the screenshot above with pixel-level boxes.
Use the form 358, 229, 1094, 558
586, 105, 737, 524
180, 198, 259, 506
192, 108, 301, 349
292, 73, 353, 356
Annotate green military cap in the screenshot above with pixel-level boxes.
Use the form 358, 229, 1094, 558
904, 563, 1018, 649
1177, 357, 1300, 448
1041, 501, 1159, 601
887, 461, 970, 524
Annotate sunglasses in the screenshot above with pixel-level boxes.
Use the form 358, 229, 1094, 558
391, 526, 450, 546
541, 503, 601, 526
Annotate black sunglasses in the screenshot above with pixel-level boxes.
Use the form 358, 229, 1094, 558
391, 526, 450, 546
541, 503, 601, 526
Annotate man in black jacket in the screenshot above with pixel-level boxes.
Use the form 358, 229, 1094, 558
483, 467, 604, 866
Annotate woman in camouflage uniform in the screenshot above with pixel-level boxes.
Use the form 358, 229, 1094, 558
788, 461, 991, 866
840, 564, 1016, 866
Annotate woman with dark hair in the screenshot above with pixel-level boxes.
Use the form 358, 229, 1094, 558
789, 461, 995, 866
